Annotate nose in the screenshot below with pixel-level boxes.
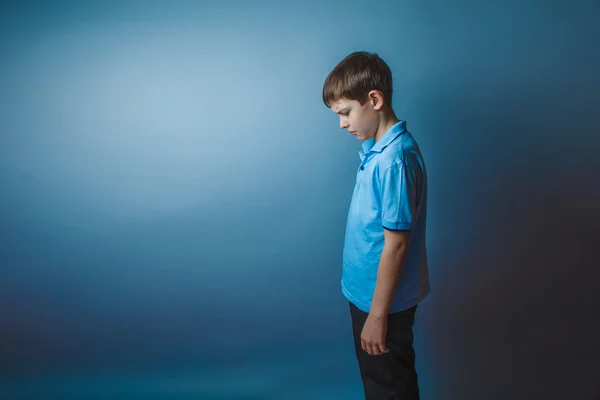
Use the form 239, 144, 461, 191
340, 117, 349, 129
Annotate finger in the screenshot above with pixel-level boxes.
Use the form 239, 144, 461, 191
378, 343, 389, 354
372, 344, 382, 356
368, 343, 380, 356
376, 341, 388, 353
361, 339, 367, 353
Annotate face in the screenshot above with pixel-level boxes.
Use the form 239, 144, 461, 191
330, 96, 379, 141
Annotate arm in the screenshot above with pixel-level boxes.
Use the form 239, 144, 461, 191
370, 228, 411, 318
361, 161, 417, 355
376, 160, 417, 314
360, 229, 411, 356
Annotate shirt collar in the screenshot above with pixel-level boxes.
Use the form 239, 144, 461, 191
358, 120, 407, 160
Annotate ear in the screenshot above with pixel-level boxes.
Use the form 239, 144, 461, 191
368, 90, 385, 111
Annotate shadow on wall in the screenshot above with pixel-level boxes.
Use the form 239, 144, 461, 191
422, 87, 600, 399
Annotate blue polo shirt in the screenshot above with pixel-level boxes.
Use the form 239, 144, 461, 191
341, 120, 430, 313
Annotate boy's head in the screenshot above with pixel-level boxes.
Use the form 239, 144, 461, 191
322, 51, 394, 141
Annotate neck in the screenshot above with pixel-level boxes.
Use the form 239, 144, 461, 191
374, 109, 400, 143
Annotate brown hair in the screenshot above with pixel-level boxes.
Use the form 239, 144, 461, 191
322, 51, 393, 108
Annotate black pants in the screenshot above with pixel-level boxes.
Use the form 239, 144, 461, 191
349, 301, 420, 400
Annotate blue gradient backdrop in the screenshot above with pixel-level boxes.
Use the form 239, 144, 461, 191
1, 1, 599, 399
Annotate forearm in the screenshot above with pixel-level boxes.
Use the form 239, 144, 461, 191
369, 243, 408, 318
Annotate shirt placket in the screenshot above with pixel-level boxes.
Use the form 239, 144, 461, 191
356, 151, 373, 185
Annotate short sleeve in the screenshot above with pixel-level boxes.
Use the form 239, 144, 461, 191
380, 161, 416, 231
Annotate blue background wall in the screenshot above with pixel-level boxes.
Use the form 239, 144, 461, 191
1, 1, 598, 399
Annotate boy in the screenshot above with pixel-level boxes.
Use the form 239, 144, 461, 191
322, 51, 430, 399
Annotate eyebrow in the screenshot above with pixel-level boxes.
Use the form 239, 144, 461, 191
334, 108, 349, 115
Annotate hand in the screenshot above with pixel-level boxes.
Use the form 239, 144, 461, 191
361, 313, 389, 356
